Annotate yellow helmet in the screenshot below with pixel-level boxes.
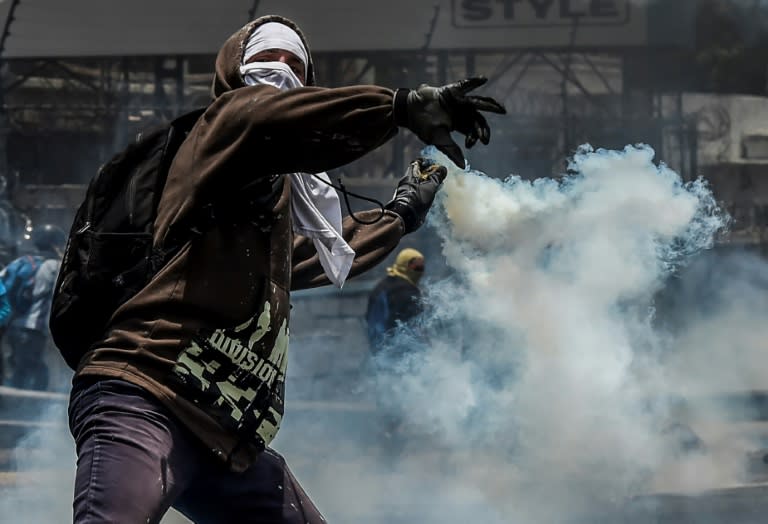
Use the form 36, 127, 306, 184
387, 248, 425, 285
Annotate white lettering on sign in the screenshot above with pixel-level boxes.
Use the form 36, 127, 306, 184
453, 0, 630, 28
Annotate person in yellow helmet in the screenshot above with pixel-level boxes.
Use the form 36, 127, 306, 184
365, 247, 426, 354
365, 247, 426, 458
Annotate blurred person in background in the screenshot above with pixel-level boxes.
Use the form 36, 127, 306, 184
366, 246, 426, 355
1, 223, 64, 390
64, 14, 504, 524
0, 172, 27, 266
365, 246, 428, 457
0, 279, 11, 382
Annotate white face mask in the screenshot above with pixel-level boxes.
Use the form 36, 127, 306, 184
239, 61, 304, 90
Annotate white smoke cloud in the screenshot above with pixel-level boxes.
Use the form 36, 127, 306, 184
4, 142, 764, 523
0, 401, 192, 523
319, 143, 742, 523
0, 404, 73, 521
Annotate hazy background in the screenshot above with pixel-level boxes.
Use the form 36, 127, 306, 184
2, 1, 768, 523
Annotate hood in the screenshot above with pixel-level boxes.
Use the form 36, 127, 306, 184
212, 15, 316, 99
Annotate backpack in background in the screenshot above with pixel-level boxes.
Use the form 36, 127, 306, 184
2, 255, 43, 317
50, 108, 206, 370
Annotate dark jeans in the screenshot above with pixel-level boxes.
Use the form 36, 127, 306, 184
6, 326, 49, 390
68, 377, 326, 524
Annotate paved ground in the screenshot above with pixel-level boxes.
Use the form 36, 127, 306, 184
3, 385, 768, 523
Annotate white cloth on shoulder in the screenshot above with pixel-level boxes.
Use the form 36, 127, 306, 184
289, 172, 355, 287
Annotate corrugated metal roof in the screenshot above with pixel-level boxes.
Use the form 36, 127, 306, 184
0, 0, 648, 58
1, 0, 253, 57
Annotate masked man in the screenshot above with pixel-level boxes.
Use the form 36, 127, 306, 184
66, 15, 504, 523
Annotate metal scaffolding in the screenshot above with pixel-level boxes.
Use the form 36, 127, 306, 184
0, 0, 701, 233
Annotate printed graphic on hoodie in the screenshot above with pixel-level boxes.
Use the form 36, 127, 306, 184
172, 301, 288, 447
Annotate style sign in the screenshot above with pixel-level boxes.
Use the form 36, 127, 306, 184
453, 0, 631, 27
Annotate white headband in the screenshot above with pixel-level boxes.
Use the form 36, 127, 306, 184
243, 22, 308, 77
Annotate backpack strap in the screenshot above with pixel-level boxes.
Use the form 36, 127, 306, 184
157, 174, 285, 270
122, 105, 283, 287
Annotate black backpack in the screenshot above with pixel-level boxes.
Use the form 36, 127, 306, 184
50, 108, 206, 370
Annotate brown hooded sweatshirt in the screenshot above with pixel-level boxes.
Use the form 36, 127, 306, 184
76, 15, 405, 471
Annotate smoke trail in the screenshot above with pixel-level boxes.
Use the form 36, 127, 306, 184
352, 144, 729, 522
0, 402, 74, 522
0, 143, 744, 523
0, 401, 191, 523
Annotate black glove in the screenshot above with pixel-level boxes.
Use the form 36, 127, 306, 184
393, 77, 506, 168
385, 158, 448, 234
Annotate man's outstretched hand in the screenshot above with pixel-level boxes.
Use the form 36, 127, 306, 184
393, 77, 506, 168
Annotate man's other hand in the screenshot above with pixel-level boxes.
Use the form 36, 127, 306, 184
385, 158, 448, 234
